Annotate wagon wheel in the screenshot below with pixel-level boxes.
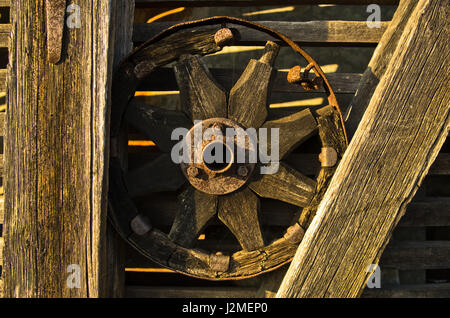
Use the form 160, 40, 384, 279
109, 17, 348, 280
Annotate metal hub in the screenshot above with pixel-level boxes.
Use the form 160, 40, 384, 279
180, 118, 256, 195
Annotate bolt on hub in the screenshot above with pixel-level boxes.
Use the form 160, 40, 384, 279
180, 118, 256, 195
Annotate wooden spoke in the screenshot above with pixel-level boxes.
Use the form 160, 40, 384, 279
125, 154, 186, 197
125, 100, 192, 152
217, 188, 264, 251
174, 54, 227, 120
262, 108, 318, 159
249, 162, 317, 207
169, 187, 218, 248
228, 41, 280, 128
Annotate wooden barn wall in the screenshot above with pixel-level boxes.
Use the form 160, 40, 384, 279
0, 1, 449, 298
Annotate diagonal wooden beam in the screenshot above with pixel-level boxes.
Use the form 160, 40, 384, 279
277, 0, 449, 298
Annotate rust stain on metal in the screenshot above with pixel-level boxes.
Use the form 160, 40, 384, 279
287, 64, 323, 91
46, 0, 67, 64
287, 65, 302, 84
180, 118, 256, 195
214, 28, 235, 47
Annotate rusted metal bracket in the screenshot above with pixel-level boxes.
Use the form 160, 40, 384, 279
287, 63, 323, 91
46, 0, 67, 64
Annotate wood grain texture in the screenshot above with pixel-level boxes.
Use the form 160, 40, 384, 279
277, 0, 449, 298
0, 69, 5, 92
218, 188, 264, 251
133, 21, 389, 46
174, 55, 227, 120
297, 106, 347, 230
3, 0, 114, 297
261, 108, 318, 159
0, 237, 3, 266
249, 163, 317, 207
345, 0, 419, 138
0, 24, 9, 49
169, 187, 218, 248
104, 0, 135, 298
228, 42, 278, 128
132, 29, 221, 71
0, 194, 3, 223
0, 111, 4, 136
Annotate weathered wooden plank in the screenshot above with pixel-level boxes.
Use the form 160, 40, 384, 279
4, 0, 114, 297
0, 111, 4, 136
277, 0, 449, 298
261, 108, 318, 159
174, 55, 227, 120
104, 0, 135, 299
228, 41, 279, 128
138, 68, 363, 94
249, 162, 317, 207
380, 241, 450, 269
133, 21, 389, 46
0, 24, 9, 48
0, 237, 3, 266
217, 188, 264, 251
362, 283, 450, 298
398, 199, 450, 227
126, 286, 258, 298
0, 69, 5, 92
0, 194, 3, 223
0, 0, 9, 6
169, 187, 218, 248
345, 0, 419, 139
135, 0, 399, 7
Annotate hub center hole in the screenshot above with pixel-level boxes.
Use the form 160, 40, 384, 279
202, 141, 233, 172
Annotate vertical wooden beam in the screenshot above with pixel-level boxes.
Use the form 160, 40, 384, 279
277, 0, 449, 298
103, 0, 135, 298
4, 0, 114, 297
